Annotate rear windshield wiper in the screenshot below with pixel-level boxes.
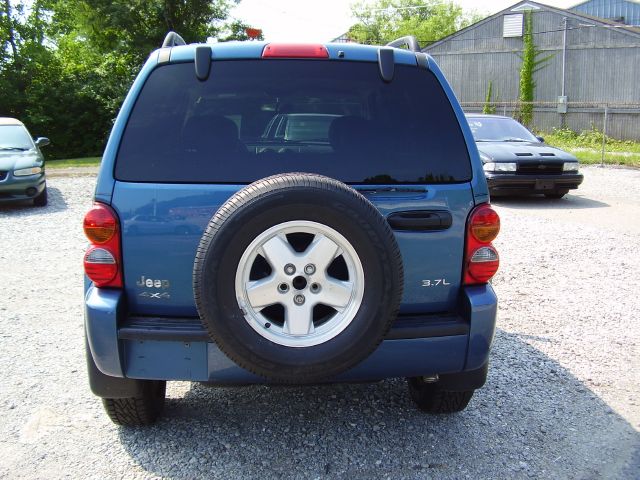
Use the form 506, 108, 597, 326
0, 146, 28, 151
500, 138, 528, 142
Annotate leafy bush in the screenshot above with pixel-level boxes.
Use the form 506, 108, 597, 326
542, 128, 640, 153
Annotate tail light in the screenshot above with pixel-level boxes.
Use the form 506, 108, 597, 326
262, 44, 329, 58
463, 204, 500, 285
83, 203, 122, 288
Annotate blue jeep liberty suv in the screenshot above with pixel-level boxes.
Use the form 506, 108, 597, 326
83, 33, 500, 426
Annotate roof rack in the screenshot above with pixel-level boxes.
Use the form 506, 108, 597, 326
386, 35, 421, 52
162, 31, 186, 48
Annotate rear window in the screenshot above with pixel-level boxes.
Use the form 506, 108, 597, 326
115, 60, 471, 184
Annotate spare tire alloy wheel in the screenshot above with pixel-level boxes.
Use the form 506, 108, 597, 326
235, 220, 365, 347
194, 173, 403, 383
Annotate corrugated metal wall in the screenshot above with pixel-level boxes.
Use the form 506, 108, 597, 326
571, 0, 640, 26
425, 7, 640, 139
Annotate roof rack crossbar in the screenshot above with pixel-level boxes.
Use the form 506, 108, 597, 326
386, 35, 421, 52
162, 31, 186, 48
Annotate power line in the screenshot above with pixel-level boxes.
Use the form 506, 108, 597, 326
351, 22, 640, 46
367, 4, 452, 13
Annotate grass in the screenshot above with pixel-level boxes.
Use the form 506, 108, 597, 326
540, 128, 640, 168
47, 157, 101, 168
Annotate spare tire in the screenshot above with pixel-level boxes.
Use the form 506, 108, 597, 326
193, 173, 403, 383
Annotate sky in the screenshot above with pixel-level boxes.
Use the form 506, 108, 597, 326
230, 0, 579, 42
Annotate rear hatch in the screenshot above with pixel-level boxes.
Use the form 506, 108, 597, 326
109, 54, 475, 317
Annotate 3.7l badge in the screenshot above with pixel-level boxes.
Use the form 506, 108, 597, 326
421, 278, 450, 287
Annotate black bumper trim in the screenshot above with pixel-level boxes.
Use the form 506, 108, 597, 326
486, 173, 584, 190
119, 317, 208, 342
118, 313, 469, 342
385, 314, 468, 339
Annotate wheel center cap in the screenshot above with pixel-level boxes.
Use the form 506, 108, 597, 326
292, 275, 307, 290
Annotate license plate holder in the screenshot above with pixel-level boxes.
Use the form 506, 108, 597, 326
535, 179, 555, 190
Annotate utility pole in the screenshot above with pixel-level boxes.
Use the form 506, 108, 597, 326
601, 106, 608, 167
561, 17, 567, 98
558, 17, 568, 128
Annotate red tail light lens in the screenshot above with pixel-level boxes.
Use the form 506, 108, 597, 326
83, 203, 122, 288
262, 44, 329, 58
464, 204, 500, 285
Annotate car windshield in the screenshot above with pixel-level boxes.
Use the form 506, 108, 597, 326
116, 60, 472, 184
0, 125, 34, 150
264, 114, 340, 142
466, 117, 538, 142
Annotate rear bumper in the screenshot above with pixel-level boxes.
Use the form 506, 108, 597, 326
85, 284, 497, 386
486, 172, 583, 194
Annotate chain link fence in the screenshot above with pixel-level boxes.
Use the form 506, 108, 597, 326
461, 101, 640, 164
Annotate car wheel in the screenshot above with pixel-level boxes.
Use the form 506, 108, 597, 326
102, 381, 166, 426
544, 190, 568, 199
193, 173, 403, 383
33, 186, 47, 206
407, 377, 474, 414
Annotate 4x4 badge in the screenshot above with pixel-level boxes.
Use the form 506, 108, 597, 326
139, 291, 170, 299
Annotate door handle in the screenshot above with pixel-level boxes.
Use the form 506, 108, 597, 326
386, 210, 452, 231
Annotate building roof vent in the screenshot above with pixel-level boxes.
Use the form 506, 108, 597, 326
503, 14, 524, 37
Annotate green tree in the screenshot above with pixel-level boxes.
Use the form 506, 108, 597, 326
348, 0, 481, 47
54, 0, 233, 66
218, 20, 264, 41
0, 0, 53, 115
0, 0, 254, 158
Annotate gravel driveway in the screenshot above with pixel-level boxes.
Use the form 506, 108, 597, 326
0, 167, 638, 479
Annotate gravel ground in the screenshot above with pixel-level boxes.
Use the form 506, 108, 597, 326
0, 166, 638, 479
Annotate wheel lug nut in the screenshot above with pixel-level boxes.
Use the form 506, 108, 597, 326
310, 283, 321, 293
294, 294, 305, 305
284, 264, 296, 275
304, 264, 316, 275
278, 283, 289, 293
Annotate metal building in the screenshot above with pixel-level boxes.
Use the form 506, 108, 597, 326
571, 0, 640, 26
423, 1, 640, 140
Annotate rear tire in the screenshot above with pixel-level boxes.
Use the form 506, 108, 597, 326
544, 190, 568, 199
102, 380, 166, 426
33, 186, 47, 206
407, 377, 474, 414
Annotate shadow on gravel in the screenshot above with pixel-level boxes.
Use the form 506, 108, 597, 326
492, 193, 608, 210
117, 331, 639, 479
0, 186, 68, 215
